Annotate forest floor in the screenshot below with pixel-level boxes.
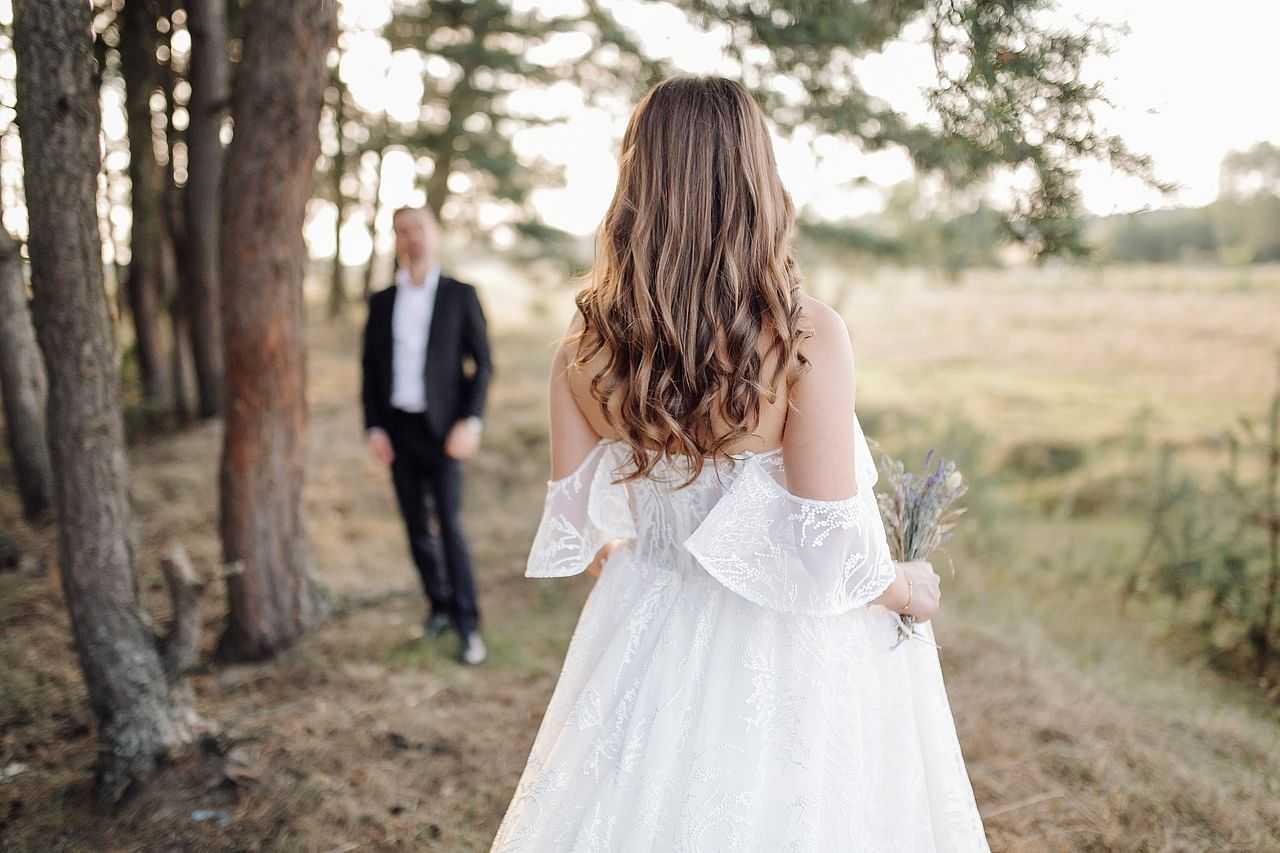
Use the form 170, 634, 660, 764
3, 274, 1280, 852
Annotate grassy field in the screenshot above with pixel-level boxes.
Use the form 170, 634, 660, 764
2, 269, 1280, 851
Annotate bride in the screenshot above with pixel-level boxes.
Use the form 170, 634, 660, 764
491, 76, 989, 852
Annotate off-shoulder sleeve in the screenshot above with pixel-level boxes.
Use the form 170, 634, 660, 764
682, 418, 896, 615
526, 441, 637, 578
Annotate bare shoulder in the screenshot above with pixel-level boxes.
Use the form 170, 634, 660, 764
558, 307, 607, 378
779, 294, 858, 497
795, 293, 855, 380
564, 306, 586, 337
553, 309, 586, 365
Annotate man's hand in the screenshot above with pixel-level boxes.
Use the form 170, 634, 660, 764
367, 427, 395, 466
445, 417, 483, 460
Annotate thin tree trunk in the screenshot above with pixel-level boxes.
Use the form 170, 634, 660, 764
0, 226, 53, 520
163, 23, 192, 424
13, 0, 189, 802
184, 0, 228, 417
217, 0, 336, 661
362, 137, 387, 301
425, 143, 455, 222
423, 26, 486, 221
121, 0, 172, 407
166, 240, 193, 423
1259, 387, 1280, 673
327, 75, 347, 319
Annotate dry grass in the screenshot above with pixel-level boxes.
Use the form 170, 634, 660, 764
2, 271, 1279, 852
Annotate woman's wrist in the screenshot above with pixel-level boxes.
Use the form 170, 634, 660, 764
875, 567, 912, 612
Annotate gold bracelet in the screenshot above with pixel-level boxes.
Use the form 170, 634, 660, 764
903, 578, 914, 615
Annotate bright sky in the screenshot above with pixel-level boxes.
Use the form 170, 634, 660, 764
1067, 0, 1280, 215
322, 0, 1280, 258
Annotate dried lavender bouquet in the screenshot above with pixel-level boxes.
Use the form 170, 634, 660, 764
872, 447, 968, 650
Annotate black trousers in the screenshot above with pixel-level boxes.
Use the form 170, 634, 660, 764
386, 408, 480, 636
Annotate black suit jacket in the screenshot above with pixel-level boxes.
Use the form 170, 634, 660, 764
361, 274, 494, 441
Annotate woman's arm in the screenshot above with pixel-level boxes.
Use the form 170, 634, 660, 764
547, 316, 603, 480
780, 296, 932, 616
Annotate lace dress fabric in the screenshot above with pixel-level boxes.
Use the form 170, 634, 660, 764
493, 417, 989, 852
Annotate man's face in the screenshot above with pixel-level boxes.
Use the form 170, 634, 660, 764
393, 209, 437, 263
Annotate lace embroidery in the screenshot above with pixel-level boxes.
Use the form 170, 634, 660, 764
526, 442, 636, 578
498, 419, 990, 852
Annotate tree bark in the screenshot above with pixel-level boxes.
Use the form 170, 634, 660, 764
159, 543, 204, 681
13, 0, 189, 802
163, 20, 192, 423
121, 0, 173, 407
217, 0, 336, 661
184, 0, 228, 417
362, 133, 387, 301
0, 226, 53, 520
327, 74, 347, 319
423, 21, 488, 220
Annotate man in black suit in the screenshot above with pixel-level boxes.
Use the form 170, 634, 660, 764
361, 206, 493, 665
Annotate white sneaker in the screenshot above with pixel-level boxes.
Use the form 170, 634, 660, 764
460, 633, 487, 666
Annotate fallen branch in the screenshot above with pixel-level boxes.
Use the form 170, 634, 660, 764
160, 542, 205, 682
982, 790, 1066, 819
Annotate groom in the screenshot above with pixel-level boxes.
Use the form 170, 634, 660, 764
361, 205, 494, 665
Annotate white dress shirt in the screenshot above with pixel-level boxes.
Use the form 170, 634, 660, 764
390, 263, 440, 413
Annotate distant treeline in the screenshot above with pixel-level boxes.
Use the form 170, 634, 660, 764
1092, 142, 1280, 265
1089, 196, 1280, 265
801, 142, 1280, 274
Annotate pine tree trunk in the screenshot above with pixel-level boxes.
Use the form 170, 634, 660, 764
327, 77, 347, 320
184, 0, 228, 418
121, 0, 172, 407
13, 0, 188, 802
217, 0, 336, 661
168, 260, 193, 424
423, 27, 485, 220
162, 25, 191, 424
0, 227, 53, 521
362, 137, 387, 301
1259, 391, 1280, 673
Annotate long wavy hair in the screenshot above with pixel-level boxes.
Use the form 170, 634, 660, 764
570, 76, 809, 484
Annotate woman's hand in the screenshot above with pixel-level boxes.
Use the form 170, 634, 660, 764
897, 560, 941, 622
586, 540, 623, 578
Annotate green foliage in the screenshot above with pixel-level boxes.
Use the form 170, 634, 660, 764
1093, 207, 1219, 264
1002, 439, 1087, 479
674, 0, 1163, 256
1126, 367, 1280, 674
796, 218, 903, 259
1092, 143, 1280, 264
382, 0, 664, 228
1212, 150, 1280, 263
880, 180, 1007, 276
374, 0, 1161, 258
795, 181, 1007, 277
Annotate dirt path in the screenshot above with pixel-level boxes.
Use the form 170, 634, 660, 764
2, 315, 1278, 852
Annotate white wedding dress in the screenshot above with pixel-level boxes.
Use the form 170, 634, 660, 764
492, 417, 989, 852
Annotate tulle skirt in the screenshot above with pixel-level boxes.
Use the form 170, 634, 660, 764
491, 548, 990, 852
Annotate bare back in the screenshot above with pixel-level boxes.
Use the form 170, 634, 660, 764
547, 292, 859, 504
562, 328, 791, 458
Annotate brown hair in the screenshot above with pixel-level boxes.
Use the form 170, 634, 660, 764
570, 75, 808, 484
